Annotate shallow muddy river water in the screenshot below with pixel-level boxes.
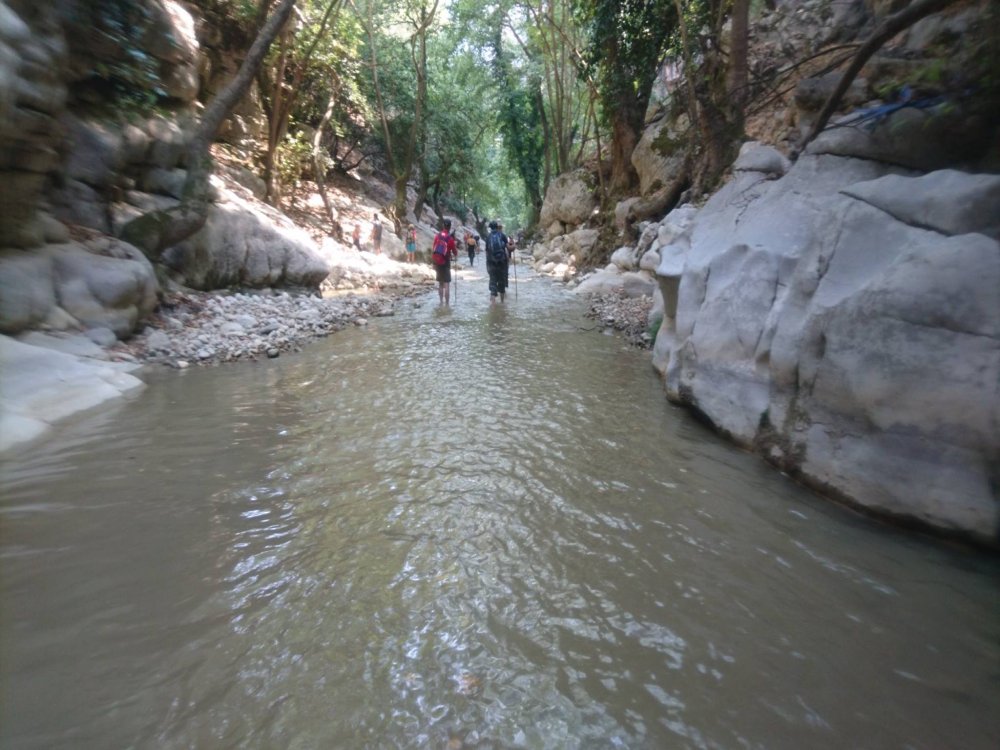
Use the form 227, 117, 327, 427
1, 267, 997, 749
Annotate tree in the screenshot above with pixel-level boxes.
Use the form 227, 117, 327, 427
487, 21, 546, 225
798, 0, 962, 154
353, 0, 439, 234
575, 0, 676, 194
121, 0, 298, 259
258, 0, 345, 206
669, 0, 747, 195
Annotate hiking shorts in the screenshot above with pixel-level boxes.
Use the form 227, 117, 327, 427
435, 263, 452, 283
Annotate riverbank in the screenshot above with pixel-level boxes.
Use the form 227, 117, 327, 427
116, 254, 436, 369
0, 250, 439, 455
584, 290, 655, 349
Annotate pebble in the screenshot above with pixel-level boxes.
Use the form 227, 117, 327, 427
586, 290, 655, 349
123, 275, 431, 368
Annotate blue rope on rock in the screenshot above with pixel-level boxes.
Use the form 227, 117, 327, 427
829, 85, 948, 132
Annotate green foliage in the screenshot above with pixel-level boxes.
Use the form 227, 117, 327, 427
647, 315, 662, 341
275, 130, 315, 195
575, 0, 676, 126
487, 21, 546, 213
872, 57, 952, 102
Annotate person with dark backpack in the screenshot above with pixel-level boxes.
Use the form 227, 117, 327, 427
431, 218, 458, 306
485, 220, 509, 304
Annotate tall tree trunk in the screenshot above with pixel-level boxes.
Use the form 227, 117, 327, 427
729, 0, 749, 111
312, 90, 341, 239
357, 0, 438, 231
413, 163, 431, 224
264, 0, 342, 206
263, 27, 290, 205
609, 107, 639, 194
120, 0, 297, 259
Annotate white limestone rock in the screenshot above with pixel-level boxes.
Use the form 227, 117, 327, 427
654, 154, 1000, 542
539, 169, 597, 231
632, 114, 688, 196
0, 334, 144, 454
840, 170, 1000, 240
733, 141, 791, 177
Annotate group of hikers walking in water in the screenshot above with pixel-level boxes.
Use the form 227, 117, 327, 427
350, 214, 517, 307
430, 218, 515, 307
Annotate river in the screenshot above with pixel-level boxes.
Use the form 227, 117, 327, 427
1, 267, 997, 749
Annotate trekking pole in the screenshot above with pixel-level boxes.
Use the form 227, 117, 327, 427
453, 256, 458, 304
512, 247, 517, 300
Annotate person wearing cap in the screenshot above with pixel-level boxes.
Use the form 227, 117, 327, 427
485, 220, 509, 304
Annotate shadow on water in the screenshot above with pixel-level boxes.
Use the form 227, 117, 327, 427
1, 267, 998, 749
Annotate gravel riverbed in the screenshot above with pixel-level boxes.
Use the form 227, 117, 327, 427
584, 290, 655, 348
116, 286, 426, 368
109, 249, 442, 368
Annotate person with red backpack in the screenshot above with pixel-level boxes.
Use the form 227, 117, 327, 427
431, 218, 458, 305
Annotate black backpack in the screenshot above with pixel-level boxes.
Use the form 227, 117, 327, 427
487, 232, 506, 263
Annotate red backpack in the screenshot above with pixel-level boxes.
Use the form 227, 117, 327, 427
431, 232, 450, 265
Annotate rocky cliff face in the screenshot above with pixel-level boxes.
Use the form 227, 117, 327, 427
535, 0, 1000, 544
651, 148, 999, 543
0, 0, 331, 341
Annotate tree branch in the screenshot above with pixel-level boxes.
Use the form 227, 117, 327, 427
798, 0, 961, 153
120, 0, 298, 258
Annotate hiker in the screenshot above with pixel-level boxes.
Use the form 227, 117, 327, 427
485, 220, 509, 304
406, 224, 417, 263
465, 231, 477, 266
352, 223, 361, 250
431, 218, 458, 305
369, 213, 383, 255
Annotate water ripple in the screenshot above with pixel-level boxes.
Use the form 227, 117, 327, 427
1, 272, 998, 749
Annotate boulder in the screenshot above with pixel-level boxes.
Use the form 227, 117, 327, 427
638, 248, 660, 272
162, 182, 331, 289
62, 116, 126, 189
614, 197, 640, 230
733, 141, 791, 177
0, 249, 56, 332
18, 331, 106, 358
840, 170, 1000, 240
539, 169, 597, 230
632, 114, 688, 195
0, 334, 144, 454
49, 178, 111, 233
653, 155, 1000, 542
575, 268, 655, 298
144, 114, 189, 169
806, 103, 993, 171
610, 245, 639, 271
139, 167, 188, 199
48, 240, 159, 337
0, 1, 67, 248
